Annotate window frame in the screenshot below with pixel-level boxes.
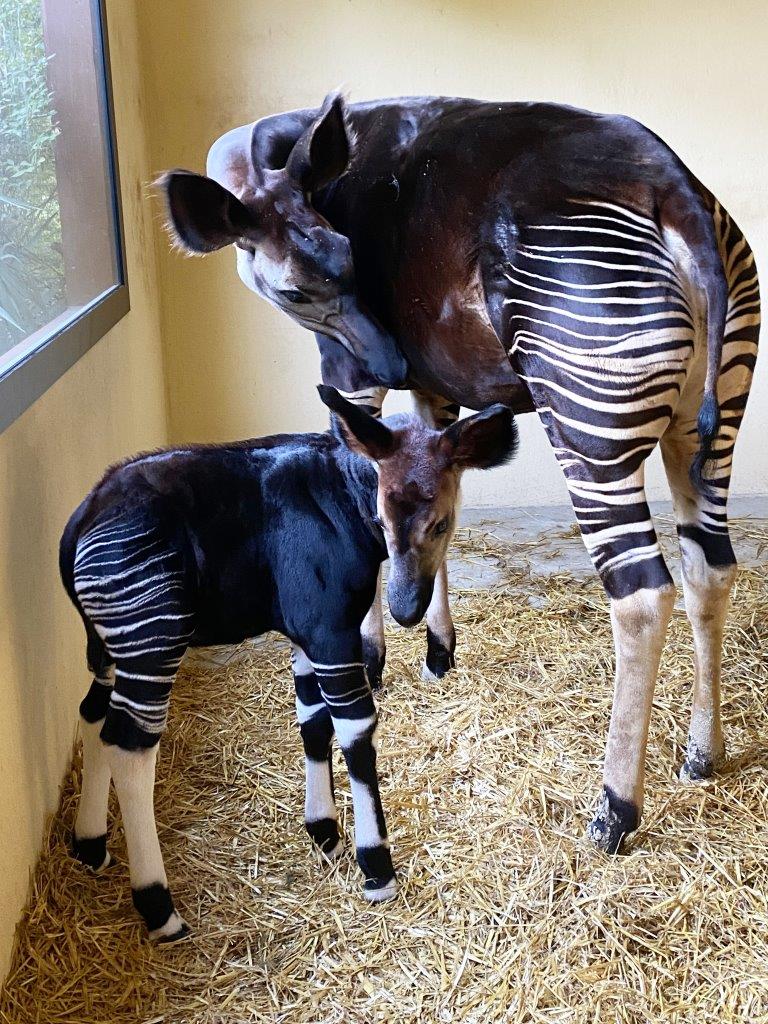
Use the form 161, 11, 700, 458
0, 0, 129, 435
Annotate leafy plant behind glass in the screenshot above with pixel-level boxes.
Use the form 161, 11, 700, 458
0, 0, 65, 358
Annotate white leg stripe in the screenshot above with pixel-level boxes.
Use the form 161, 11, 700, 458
332, 713, 376, 749
108, 745, 167, 890
295, 697, 325, 725
305, 757, 336, 824
311, 660, 365, 672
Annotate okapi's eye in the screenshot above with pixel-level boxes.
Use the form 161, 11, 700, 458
434, 517, 449, 536
278, 288, 311, 305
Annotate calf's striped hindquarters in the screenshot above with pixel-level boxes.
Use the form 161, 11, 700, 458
71, 512, 195, 941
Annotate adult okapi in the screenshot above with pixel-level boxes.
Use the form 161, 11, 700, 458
160, 93, 760, 855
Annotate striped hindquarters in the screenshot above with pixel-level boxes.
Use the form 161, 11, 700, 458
73, 511, 195, 748
504, 198, 695, 594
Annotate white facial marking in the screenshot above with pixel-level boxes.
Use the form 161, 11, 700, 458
349, 776, 387, 850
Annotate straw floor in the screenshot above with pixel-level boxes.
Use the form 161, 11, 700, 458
2, 524, 768, 1023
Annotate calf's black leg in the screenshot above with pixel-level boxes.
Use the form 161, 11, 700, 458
307, 642, 396, 901
292, 645, 341, 856
103, 660, 190, 943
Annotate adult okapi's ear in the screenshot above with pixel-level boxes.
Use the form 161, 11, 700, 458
441, 405, 519, 470
318, 385, 396, 461
158, 170, 256, 253
286, 93, 354, 193
251, 110, 316, 174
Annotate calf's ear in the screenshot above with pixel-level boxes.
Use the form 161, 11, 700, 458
286, 93, 354, 193
441, 405, 518, 470
317, 385, 397, 461
158, 170, 255, 253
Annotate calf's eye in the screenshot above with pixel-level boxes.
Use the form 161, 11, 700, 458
434, 517, 449, 536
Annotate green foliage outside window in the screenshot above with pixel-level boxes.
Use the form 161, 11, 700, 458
0, 0, 65, 356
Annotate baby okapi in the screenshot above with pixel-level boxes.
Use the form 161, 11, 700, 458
60, 387, 517, 941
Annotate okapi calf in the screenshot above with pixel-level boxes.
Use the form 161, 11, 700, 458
59, 387, 517, 941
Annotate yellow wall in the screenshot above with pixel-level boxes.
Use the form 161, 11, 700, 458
0, 2, 169, 977
140, 0, 768, 506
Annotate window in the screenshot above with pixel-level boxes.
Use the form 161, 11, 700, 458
0, 0, 127, 433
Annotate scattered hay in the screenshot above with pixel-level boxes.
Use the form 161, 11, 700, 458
2, 525, 768, 1023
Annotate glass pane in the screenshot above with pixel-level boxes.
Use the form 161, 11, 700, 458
0, 0, 119, 376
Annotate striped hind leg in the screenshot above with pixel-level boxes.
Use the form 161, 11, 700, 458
73, 513, 194, 940
520, 373, 678, 851
104, 658, 190, 943
73, 661, 115, 872
564, 461, 676, 853
412, 389, 460, 679
662, 426, 735, 781
661, 203, 759, 782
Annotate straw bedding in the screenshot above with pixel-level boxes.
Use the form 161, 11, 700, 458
2, 524, 768, 1023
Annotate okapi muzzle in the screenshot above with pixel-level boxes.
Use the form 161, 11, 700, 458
386, 549, 436, 627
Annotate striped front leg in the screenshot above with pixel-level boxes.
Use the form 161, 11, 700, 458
309, 653, 396, 902
292, 645, 342, 857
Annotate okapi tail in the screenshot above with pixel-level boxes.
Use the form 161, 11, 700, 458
690, 242, 728, 497
662, 190, 728, 497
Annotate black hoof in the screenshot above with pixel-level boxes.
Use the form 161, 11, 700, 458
71, 832, 110, 872
357, 844, 395, 895
363, 639, 386, 691
306, 817, 341, 854
679, 737, 724, 782
586, 786, 639, 854
424, 627, 456, 680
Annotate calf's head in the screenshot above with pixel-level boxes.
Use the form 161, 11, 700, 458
319, 386, 518, 627
158, 93, 407, 388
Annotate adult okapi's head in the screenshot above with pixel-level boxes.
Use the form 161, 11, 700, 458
159, 93, 407, 388
319, 385, 518, 626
